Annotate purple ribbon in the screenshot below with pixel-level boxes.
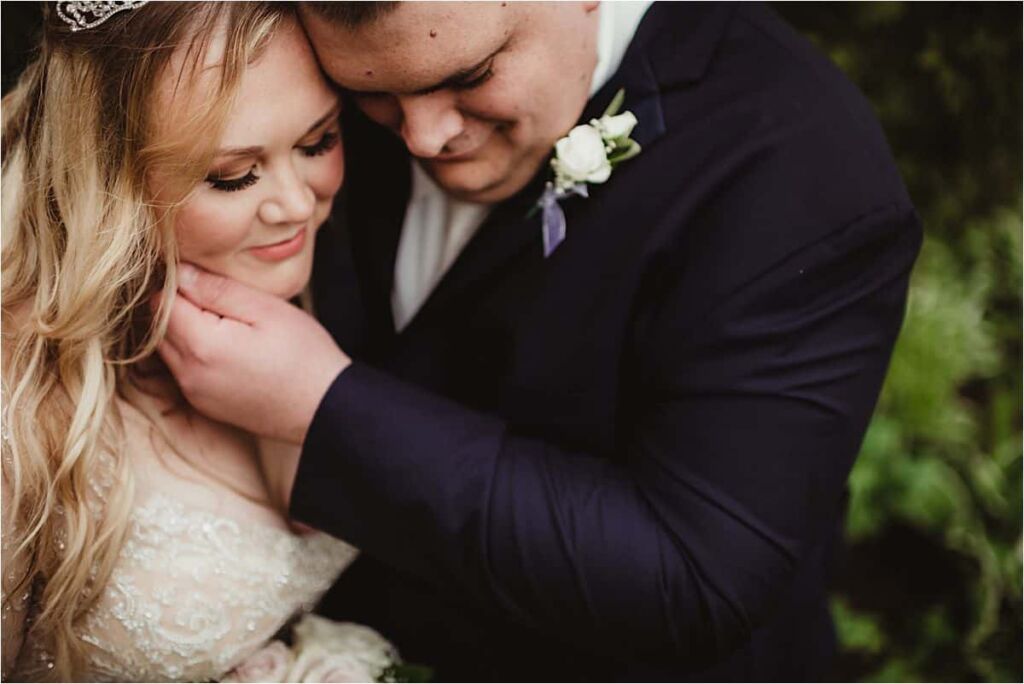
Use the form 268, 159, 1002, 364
539, 183, 588, 257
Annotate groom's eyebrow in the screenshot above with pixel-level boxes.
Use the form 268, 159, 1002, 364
353, 39, 509, 97
415, 39, 508, 95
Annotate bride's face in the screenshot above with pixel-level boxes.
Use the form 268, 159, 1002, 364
157, 18, 344, 300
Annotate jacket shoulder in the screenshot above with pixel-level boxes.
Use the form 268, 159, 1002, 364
624, 5, 920, 310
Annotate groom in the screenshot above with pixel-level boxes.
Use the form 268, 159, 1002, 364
161, 2, 921, 680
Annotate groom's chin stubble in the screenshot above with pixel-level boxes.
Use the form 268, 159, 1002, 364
425, 155, 544, 204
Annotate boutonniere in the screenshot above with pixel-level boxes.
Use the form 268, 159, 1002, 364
536, 89, 641, 257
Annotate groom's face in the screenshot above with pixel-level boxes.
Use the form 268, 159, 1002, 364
301, 2, 600, 203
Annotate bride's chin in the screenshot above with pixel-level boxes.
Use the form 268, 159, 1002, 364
282, 282, 310, 302
264, 275, 311, 302
207, 269, 310, 302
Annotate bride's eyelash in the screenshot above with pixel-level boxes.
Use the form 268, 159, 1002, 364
300, 130, 340, 157
207, 169, 259, 192
205, 129, 338, 192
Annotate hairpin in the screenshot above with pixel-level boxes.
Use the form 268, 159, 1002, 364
55, 1, 149, 32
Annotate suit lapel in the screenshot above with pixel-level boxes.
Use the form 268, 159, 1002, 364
336, 106, 411, 354
398, 172, 545, 335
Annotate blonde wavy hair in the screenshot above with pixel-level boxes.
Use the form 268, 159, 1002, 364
1, 3, 287, 679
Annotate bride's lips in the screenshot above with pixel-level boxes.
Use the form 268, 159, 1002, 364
248, 228, 307, 262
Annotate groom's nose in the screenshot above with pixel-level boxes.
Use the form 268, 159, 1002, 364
397, 93, 464, 158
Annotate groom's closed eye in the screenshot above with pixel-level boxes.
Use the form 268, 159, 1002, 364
449, 60, 496, 91
348, 40, 508, 100
414, 46, 505, 96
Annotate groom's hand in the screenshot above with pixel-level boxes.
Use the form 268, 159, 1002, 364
157, 264, 350, 445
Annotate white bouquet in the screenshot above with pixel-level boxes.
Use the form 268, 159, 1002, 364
222, 614, 422, 683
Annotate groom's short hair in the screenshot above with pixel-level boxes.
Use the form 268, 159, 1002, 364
301, 2, 399, 29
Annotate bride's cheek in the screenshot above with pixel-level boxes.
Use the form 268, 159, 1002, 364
174, 202, 252, 265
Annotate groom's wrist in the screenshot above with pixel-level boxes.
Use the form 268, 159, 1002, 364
291, 356, 351, 445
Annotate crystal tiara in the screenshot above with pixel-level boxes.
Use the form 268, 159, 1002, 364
55, 1, 150, 33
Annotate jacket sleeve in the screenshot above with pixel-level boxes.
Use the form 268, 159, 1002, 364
290, 204, 921, 665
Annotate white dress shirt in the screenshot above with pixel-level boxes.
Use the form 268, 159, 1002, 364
391, 1, 653, 331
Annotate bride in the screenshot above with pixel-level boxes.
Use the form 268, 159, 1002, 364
2, 2, 373, 680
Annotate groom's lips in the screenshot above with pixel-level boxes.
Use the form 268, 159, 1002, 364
432, 146, 481, 162
248, 228, 307, 262
432, 130, 493, 162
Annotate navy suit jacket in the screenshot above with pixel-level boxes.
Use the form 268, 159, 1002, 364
292, 4, 922, 681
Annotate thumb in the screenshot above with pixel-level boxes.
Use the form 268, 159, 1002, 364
176, 263, 269, 325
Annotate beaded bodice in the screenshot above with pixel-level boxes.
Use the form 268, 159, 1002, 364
1, 400, 359, 682
8, 489, 357, 682
9, 485, 356, 684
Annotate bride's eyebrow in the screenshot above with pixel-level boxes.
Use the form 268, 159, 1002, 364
301, 102, 343, 137
214, 102, 342, 159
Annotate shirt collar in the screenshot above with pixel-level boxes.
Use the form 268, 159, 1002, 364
590, 0, 655, 97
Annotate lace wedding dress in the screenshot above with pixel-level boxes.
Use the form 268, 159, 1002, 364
2, 406, 359, 682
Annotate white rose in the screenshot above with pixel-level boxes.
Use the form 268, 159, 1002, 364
291, 615, 397, 674
221, 640, 294, 683
288, 649, 378, 683
597, 111, 638, 141
553, 125, 612, 185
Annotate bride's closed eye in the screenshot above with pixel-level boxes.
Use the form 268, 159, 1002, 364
299, 129, 340, 157
205, 127, 341, 192
207, 167, 259, 193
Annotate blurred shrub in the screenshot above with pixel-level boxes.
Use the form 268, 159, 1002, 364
775, 3, 1022, 681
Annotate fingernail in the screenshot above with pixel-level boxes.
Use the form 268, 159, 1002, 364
178, 263, 197, 287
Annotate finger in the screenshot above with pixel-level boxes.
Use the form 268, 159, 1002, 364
163, 288, 232, 357
176, 262, 269, 325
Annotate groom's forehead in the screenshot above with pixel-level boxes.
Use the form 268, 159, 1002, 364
301, 2, 517, 93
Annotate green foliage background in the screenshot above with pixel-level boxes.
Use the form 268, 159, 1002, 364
774, 4, 1022, 681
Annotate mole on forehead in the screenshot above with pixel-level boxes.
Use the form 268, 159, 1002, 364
342, 37, 498, 77
381, 2, 504, 41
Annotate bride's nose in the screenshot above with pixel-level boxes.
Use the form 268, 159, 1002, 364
259, 164, 316, 225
